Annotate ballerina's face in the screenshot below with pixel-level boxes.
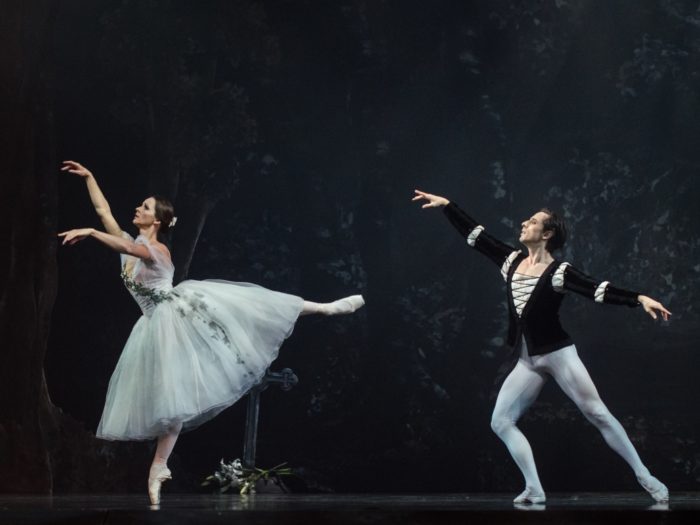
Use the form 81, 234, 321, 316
133, 197, 160, 229
519, 211, 552, 246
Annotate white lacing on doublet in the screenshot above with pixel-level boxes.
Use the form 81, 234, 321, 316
500, 250, 522, 281
467, 225, 484, 246
512, 272, 540, 317
594, 281, 610, 303
551, 262, 570, 293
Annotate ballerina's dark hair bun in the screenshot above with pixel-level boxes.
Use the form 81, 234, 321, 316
153, 196, 176, 235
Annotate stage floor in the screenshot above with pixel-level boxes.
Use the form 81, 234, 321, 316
0, 493, 698, 524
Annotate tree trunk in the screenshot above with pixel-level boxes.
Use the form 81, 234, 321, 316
172, 195, 217, 283
0, 0, 58, 493
0, 1, 146, 495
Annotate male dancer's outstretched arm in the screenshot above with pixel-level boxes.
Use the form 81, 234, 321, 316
414, 189, 670, 320
556, 263, 670, 320
413, 189, 516, 268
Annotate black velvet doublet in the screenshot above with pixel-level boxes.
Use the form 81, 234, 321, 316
443, 202, 640, 356
504, 253, 572, 355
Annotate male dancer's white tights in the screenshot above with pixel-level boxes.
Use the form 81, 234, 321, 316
491, 341, 666, 501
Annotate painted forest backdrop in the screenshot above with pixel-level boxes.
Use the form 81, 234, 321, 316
1, 0, 699, 494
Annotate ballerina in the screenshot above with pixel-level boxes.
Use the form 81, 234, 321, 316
412, 189, 670, 504
58, 160, 364, 505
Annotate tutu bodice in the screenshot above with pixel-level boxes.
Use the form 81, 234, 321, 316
97, 231, 304, 441
120, 233, 175, 316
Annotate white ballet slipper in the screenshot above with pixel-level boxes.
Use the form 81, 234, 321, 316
637, 473, 669, 503
513, 487, 546, 504
148, 464, 172, 505
325, 295, 365, 315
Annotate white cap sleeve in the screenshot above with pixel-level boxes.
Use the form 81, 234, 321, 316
551, 262, 570, 293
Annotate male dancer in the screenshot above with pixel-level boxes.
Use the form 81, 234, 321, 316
413, 189, 670, 504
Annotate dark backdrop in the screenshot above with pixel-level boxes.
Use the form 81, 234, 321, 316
20, 0, 700, 493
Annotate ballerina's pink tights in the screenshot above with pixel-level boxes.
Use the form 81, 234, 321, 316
152, 421, 183, 470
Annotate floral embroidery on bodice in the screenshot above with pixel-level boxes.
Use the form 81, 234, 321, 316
120, 232, 174, 316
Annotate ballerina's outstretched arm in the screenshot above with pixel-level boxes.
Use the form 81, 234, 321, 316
58, 227, 153, 261
62, 160, 123, 237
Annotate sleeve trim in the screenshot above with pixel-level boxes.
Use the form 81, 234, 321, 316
594, 281, 610, 303
552, 262, 570, 293
500, 250, 521, 282
467, 225, 484, 247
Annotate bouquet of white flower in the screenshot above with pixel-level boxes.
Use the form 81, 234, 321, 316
202, 458, 293, 495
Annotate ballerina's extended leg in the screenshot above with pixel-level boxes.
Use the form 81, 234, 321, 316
301, 295, 365, 316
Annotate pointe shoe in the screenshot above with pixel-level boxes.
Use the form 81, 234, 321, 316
637, 473, 669, 503
513, 487, 546, 504
148, 465, 172, 505
325, 295, 365, 315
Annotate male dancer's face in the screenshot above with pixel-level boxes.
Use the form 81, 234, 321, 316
519, 211, 552, 247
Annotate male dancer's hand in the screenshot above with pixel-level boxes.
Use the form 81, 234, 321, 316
412, 189, 450, 208
638, 295, 672, 321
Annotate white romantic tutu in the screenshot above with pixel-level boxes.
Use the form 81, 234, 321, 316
96, 234, 304, 440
